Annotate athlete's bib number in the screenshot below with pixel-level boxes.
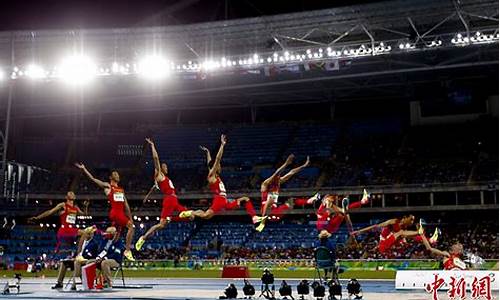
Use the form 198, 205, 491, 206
113, 192, 125, 202
219, 182, 227, 197
267, 192, 279, 203
66, 214, 76, 224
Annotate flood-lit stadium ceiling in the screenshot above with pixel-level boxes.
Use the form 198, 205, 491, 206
0, 0, 497, 118
0, 0, 497, 68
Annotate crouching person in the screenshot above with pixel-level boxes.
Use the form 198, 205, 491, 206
96, 226, 125, 288
73, 226, 122, 290
52, 226, 98, 289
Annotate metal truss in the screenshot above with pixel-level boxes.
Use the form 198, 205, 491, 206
0, 0, 497, 65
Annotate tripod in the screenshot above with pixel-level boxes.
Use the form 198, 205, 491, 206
259, 284, 275, 299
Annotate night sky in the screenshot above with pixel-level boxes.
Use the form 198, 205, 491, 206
0, 0, 380, 31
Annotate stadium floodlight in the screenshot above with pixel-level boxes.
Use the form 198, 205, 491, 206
202, 60, 219, 71
137, 55, 170, 80
25, 64, 46, 79
57, 55, 97, 85
0, 69, 4, 81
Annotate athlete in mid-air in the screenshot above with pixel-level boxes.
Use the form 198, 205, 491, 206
75, 163, 135, 261
418, 230, 466, 270
135, 138, 190, 251
351, 215, 439, 254
180, 135, 265, 228
316, 190, 370, 236
28, 191, 90, 251
257, 154, 313, 231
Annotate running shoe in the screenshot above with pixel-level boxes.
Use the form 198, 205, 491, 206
429, 228, 440, 245
179, 210, 193, 219
51, 283, 63, 289
124, 249, 135, 261
417, 219, 425, 235
361, 189, 370, 204
255, 219, 267, 232
135, 236, 145, 251
252, 215, 267, 224
311, 192, 321, 203
341, 197, 350, 214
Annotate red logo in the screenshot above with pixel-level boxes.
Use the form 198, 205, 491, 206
425, 274, 493, 300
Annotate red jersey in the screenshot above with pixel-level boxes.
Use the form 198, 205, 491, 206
209, 176, 227, 197
380, 220, 401, 239
107, 184, 125, 211
443, 254, 467, 270
158, 175, 176, 196
60, 202, 78, 228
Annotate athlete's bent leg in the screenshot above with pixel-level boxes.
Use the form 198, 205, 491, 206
192, 209, 214, 219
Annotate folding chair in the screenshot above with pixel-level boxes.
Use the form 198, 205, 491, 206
112, 262, 126, 287
94, 260, 125, 288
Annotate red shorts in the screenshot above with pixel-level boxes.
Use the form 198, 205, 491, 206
161, 195, 187, 219
379, 234, 396, 253
260, 192, 278, 214
210, 195, 238, 213
57, 226, 79, 241
109, 209, 130, 228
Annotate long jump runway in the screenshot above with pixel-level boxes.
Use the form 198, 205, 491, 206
3, 278, 494, 300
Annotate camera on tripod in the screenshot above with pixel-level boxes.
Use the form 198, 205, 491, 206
261, 269, 274, 285
259, 269, 275, 299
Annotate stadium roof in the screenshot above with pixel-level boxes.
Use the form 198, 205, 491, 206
0, 0, 497, 64
0, 0, 497, 118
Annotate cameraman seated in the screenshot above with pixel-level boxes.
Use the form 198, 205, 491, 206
52, 226, 98, 289
72, 226, 124, 290
315, 230, 338, 279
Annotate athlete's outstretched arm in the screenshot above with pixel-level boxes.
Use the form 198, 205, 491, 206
146, 138, 163, 181
420, 233, 449, 257
199, 145, 212, 168
28, 202, 64, 222
143, 184, 157, 204
208, 135, 226, 178
280, 156, 310, 184
261, 154, 294, 191
352, 219, 396, 235
75, 163, 110, 190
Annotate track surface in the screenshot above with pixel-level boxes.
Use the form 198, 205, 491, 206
0, 278, 497, 300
